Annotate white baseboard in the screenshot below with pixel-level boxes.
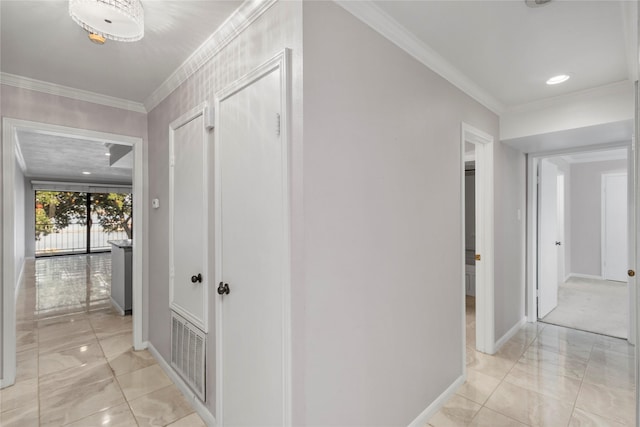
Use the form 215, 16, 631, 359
110, 297, 125, 316
494, 317, 527, 352
407, 374, 465, 427
145, 341, 216, 426
568, 273, 603, 281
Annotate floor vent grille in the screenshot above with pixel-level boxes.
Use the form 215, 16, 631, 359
171, 311, 206, 401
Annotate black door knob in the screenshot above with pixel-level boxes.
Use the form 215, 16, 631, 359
191, 273, 202, 283
555, 241, 562, 246
217, 282, 230, 295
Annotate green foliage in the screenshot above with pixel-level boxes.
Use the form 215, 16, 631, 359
35, 191, 132, 239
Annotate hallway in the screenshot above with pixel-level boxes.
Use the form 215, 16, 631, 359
428, 296, 636, 426
0, 255, 204, 426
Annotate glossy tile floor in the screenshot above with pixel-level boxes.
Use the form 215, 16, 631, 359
428, 296, 636, 426
0, 254, 206, 427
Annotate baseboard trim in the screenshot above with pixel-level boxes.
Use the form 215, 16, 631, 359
494, 316, 527, 352
407, 374, 465, 427
568, 273, 603, 280
145, 341, 215, 426
110, 297, 125, 316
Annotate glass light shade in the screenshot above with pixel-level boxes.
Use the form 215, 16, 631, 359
69, 0, 144, 42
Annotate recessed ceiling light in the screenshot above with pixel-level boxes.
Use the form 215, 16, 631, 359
105, 152, 111, 156
82, 171, 91, 175
546, 74, 571, 85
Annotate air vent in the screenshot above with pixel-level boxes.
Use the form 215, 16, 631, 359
171, 311, 206, 401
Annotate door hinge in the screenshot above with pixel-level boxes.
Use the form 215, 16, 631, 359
536, 289, 540, 298
170, 156, 175, 167
276, 113, 281, 137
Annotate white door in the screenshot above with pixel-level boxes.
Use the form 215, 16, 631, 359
602, 173, 627, 282
169, 108, 208, 332
538, 159, 559, 318
556, 175, 566, 285
216, 54, 289, 426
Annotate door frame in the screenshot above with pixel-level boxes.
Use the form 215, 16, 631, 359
460, 123, 495, 357
1, 118, 145, 387
213, 49, 292, 426
168, 102, 210, 333
526, 142, 633, 344
601, 172, 628, 282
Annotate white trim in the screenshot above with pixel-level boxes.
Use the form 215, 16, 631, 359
145, 341, 216, 426
110, 297, 126, 316
2, 118, 18, 388
334, 1, 504, 115
407, 375, 466, 427
168, 102, 209, 333
494, 317, 526, 352
567, 273, 604, 281
1, 119, 146, 387
214, 49, 292, 427
601, 172, 628, 282
144, 0, 277, 112
461, 123, 495, 355
0, 72, 146, 114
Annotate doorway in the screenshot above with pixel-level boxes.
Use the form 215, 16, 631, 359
461, 123, 495, 356
530, 147, 632, 340
1, 118, 145, 387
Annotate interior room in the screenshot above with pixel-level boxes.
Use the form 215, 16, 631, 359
537, 148, 630, 339
0, 1, 637, 426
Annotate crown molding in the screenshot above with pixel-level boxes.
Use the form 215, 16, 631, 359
143, 0, 277, 112
0, 72, 147, 114
505, 80, 633, 114
334, 0, 505, 115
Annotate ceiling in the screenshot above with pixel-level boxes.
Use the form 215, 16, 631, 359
1, 1, 635, 179
372, 0, 633, 107
17, 131, 132, 184
0, 0, 242, 102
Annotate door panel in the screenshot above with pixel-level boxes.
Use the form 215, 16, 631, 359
170, 113, 208, 331
218, 69, 285, 426
603, 173, 627, 282
538, 159, 559, 318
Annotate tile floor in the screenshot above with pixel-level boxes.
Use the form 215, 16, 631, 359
427, 296, 636, 426
0, 254, 205, 427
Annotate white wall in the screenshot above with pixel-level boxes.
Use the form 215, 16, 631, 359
493, 141, 527, 340
501, 81, 634, 141
570, 159, 627, 277
146, 1, 302, 415
302, 2, 524, 424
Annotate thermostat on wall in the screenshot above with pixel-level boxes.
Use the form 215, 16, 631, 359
152, 198, 160, 209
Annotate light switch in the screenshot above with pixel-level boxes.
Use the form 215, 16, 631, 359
152, 198, 160, 209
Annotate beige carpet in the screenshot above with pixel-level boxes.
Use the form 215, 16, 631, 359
541, 276, 628, 339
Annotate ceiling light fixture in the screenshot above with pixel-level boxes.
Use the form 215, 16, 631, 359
82, 171, 92, 175
546, 74, 571, 85
88, 33, 106, 45
69, 0, 144, 43
105, 152, 111, 156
